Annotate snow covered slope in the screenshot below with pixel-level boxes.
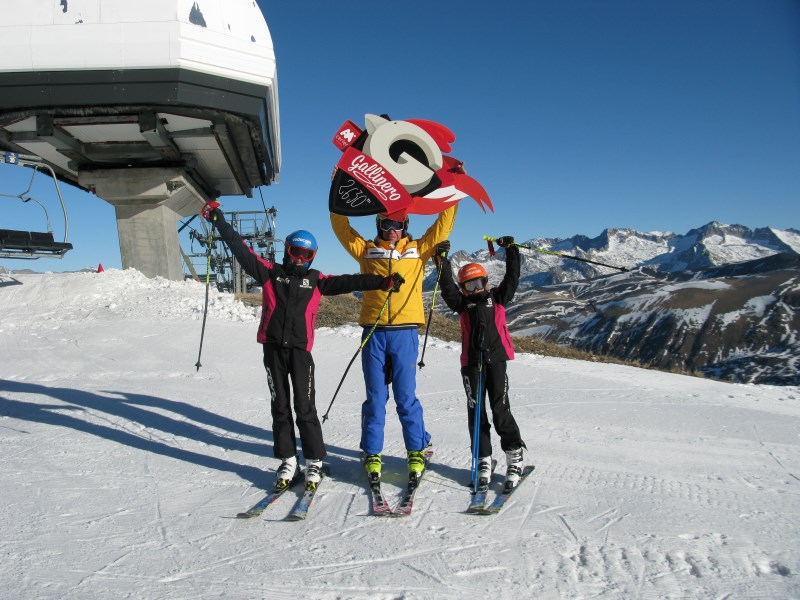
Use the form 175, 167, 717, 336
1, 269, 798, 598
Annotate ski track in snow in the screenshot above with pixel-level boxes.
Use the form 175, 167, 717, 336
0, 271, 798, 599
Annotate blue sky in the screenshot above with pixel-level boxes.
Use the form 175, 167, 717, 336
2, 0, 798, 275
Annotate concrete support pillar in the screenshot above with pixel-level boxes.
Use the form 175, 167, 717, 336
79, 168, 210, 280
113, 203, 184, 280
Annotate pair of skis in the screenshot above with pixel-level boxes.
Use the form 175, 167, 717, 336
367, 450, 433, 517
466, 465, 535, 515
235, 456, 531, 520
236, 467, 325, 521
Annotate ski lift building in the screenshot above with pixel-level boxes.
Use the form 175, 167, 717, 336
0, 0, 281, 279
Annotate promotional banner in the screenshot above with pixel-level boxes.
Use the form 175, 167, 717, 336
329, 114, 493, 219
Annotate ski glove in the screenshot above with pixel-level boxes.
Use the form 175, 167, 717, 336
496, 236, 514, 248
381, 272, 405, 292
201, 201, 222, 222
435, 240, 451, 257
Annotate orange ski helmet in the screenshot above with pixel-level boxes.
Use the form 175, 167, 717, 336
457, 263, 488, 287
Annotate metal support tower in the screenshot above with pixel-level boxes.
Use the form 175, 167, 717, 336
183, 207, 278, 293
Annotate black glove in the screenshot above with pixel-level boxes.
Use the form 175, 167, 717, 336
496, 236, 514, 248
201, 201, 223, 223
381, 272, 405, 292
435, 240, 451, 257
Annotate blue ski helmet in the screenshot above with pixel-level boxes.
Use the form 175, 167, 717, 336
284, 229, 318, 267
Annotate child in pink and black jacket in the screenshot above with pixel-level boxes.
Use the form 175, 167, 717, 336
203, 202, 403, 489
437, 236, 527, 488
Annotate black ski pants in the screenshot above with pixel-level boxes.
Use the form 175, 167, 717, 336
263, 345, 326, 461
461, 360, 524, 458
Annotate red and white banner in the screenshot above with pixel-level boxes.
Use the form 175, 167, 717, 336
329, 114, 493, 218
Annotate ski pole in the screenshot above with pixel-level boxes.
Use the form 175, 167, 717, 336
195, 217, 216, 371
470, 353, 484, 492
482, 235, 629, 272
418, 255, 445, 369
321, 290, 394, 423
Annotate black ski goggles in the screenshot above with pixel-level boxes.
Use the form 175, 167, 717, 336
378, 217, 407, 232
461, 277, 488, 293
287, 245, 316, 261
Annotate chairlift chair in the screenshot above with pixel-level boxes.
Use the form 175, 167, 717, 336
0, 152, 72, 259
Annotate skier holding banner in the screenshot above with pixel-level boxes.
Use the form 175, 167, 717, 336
327, 113, 493, 489
331, 207, 457, 480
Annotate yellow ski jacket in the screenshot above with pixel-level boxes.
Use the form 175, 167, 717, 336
330, 206, 458, 327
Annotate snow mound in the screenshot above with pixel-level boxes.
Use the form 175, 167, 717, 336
1, 268, 259, 326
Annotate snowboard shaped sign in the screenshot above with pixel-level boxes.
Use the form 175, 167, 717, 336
330, 114, 493, 219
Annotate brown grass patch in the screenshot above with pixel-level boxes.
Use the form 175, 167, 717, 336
237, 292, 633, 366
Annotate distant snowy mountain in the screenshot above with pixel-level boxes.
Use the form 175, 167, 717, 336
509, 253, 800, 385
429, 222, 800, 385
436, 222, 800, 288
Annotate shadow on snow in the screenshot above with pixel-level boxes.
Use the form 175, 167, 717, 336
0, 378, 476, 492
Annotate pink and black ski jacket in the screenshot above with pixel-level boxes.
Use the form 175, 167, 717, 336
214, 217, 383, 351
439, 245, 519, 367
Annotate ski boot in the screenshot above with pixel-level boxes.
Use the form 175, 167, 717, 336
505, 447, 524, 488
407, 449, 427, 482
276, 456, 300, 491
363, 453, 382, 484
476, 455, 493, 491
304, 459, 323, 491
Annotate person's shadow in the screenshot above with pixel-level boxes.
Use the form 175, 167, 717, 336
0, 379, 475, 495
0, 379, 380, 488
0, 379, 281, 487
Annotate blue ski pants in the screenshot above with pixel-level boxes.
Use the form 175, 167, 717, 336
360, 327, 431, 454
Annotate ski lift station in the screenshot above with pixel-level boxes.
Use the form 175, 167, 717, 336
0, 0, 280, 279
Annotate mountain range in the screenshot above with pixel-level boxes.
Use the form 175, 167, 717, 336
432, 222, 800, 385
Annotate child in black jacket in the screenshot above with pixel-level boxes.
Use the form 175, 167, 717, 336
202, 202, 403, 491
437, 236, 526, 489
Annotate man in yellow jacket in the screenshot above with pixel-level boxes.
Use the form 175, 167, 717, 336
330, 206, 457, 481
